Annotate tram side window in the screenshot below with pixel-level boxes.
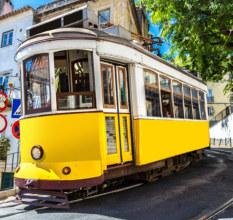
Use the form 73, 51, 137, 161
160, 77, 173, 118
173, 81, 184, 118
54, 50, 95, 110
199, 91, 207, 120
144, 70, 161, 117
183, 85, 193, 119
23, 54, 51, 114
192, 89, 200, 119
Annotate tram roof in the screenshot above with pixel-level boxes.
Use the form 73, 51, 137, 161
17, 28, 205, 84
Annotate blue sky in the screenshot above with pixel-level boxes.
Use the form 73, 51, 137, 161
12, 0, 51, 10
12, 0, 169, 55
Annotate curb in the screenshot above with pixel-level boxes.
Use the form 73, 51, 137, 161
0, 188, 16, 201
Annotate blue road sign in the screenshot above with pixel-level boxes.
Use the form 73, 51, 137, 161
11, 99, 21, 119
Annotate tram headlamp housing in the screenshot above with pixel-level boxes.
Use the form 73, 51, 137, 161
31, 146, 43, 160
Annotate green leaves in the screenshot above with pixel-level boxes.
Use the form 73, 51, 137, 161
141, 0, 233, 88
0, 136, 10, 160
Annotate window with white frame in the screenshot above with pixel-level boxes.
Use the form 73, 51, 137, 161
144, 69, 161, 117
1, 30, 13, 47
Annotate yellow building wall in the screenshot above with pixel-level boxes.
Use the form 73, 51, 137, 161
134, 119, 210, 165
207, 79, 231, 120
38, 0, 140, 35
15, 113, 107, 181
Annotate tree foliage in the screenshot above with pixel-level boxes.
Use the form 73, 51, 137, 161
0, 136, 10, 160
140, 0, 233, 85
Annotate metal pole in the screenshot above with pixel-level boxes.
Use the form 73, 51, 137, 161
11, 153, 14, 172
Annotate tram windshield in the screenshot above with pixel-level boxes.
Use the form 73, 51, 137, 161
54, 50, 95, 110
24, 54, 51, 114
23, 50, 95, 115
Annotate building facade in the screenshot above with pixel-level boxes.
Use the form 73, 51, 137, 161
207, 75, 233, 144
0, 7, 34, 168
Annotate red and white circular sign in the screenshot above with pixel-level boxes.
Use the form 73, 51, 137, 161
12, 120, 20, 139
0, 114, 7, 133
0, 92, 8, 112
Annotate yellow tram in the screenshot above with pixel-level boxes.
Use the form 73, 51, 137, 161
15, 28, 209, 207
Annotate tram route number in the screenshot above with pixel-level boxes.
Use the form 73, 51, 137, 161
12, 120, 20, 139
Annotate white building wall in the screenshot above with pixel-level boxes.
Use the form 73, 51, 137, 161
0, 10, 33, 157
210, 115, 233, 139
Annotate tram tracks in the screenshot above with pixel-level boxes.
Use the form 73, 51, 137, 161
199, 197, 233, 220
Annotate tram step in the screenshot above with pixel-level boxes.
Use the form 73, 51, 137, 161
16, 189, 69, 209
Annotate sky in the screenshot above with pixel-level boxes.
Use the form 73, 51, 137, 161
12, 0, 169, 55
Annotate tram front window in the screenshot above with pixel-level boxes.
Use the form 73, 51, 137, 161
24, 54, 51, 114
54, 50, 95, 110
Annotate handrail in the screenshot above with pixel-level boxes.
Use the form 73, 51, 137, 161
0, 151, 19, 172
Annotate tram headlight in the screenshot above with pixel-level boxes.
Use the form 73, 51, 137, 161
31, 146, 43, 160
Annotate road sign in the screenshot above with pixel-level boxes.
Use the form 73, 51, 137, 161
0, 114, 7, 133
11, 99, 21, 119
0, 92, 8, 112
12, 120, 20, 139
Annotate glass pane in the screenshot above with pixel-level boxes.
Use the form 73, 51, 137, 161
193, 101, 200, 119
160, 77, 171, 90
105, 117, 117, 154
2, 33, 7, 47
102, 65, 115, 107
118, 68, 128, 108
192, 89, 198, 99
144, 70, 161, 117
57, 94, 94, 110
199, 91, 206, 119
24, 54, 51, 114
199, 91, 205, 101
200, 101, 206, 120
174, 95, 184, 118
173, 81, 182, 94
55, 50, 95, 110
99, 9, 110, 25
9, 31, 13, 45
72, 59, 90, 92
183, 85, 191, 97
161, 90, 173, 117
144, 70, 158, 87
184, 98, 192, 119
122, 117, 129, 152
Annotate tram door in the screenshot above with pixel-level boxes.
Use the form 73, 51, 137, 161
101, 63, 133, 166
